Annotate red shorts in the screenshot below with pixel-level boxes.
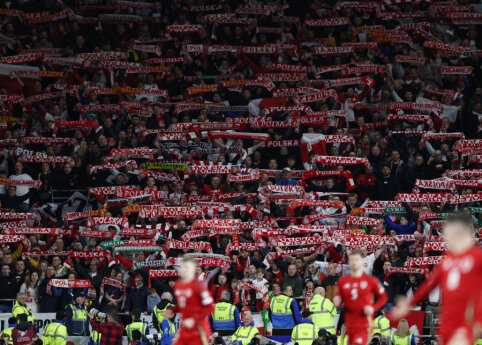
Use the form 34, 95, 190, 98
439, 324, 474, 345
175, 322, 211, 345
346, 327, 370, 345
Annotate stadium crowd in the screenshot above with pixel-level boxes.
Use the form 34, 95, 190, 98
0, 0, 480, 344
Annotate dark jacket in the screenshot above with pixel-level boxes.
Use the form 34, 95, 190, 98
376, 176, 400, 200
124, 285, 148, 313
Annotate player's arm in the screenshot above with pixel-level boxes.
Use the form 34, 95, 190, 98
392, 265, 442, 319
408, 265, 441, 307
372, 278, 388, 313
195, 282, 215, 321
333, 284, 342, 308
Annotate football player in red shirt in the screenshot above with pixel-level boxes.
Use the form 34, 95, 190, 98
165, 256, 214, 345
392, 214, 482, 345
334, 250, 388, 345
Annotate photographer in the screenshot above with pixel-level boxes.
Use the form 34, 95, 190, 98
370, 333, 388, 345
312, 329, 337, 345
89, 310, 125, 345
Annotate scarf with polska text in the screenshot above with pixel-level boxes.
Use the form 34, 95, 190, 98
386, 267, 427, 277
270, 236, 328, 247
443, 169, 482, 179
101, 239, 155, 249
423, 242, 448, 253
266, 246, 321, 260
2, 227, 60, 235
287, 199, 344, 212
312, 156, 370, 167
64, 209, 105, 222
187, 164, 241, 175
415, 178, 456, 190
166, 255, 230, 271
47, 279, 93, 296
396, 193, 452, 203
0, 212, 40, 221
22, 137, 76, 146
193, 219, 241, 229
112, 245, 164, 255
89, 185, 138, 196
302, 170, 356, 190
419, 132, 465, 149
53, 120, 101, 135
137, 206, 202, 219
0, 178, 42, 189
90, 160, 137, 174
181, 229, 209, 241
80, 230, 115, 239
168, 239, 212, 252
70, 250, 110, 259
87, 217, 129, 229
337, 236, 395, 246
0, 220, 28, 229
18, 155, 74, 165
120, 228, 157, 238
345, 216, 383, 228
405, 256, 443, 266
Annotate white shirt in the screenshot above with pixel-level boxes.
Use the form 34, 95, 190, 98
362, 253, 376, 275
9, 173, 33, 204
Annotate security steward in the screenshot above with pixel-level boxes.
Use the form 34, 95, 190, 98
211, 291, 241, 336
232, 313, 260, 345
291, 310, 320, 345
373, 310, 391, 339
269, 285, 301, 340
0, 317, 17, 344
309, 287, 337, 335
153, 292, 175, 332
43, 311, 67, 345
126, 309, 149, 342
12, 293, 35, 324
65, 290, 90, 336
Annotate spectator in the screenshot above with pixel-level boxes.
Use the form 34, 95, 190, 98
210, 274, 231, 304
320, 263, 340, 302
276, 168, 298, 186
125, 276, 148, 315
282, 265, 303, 298
0, 265, 17, 313
19, 271, 41, 313
376, 165, 401, 201
8, 162, 33, 211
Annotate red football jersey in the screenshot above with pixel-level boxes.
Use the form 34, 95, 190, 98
409, 246, 482, 340
335, 273, 387, 325
173, 279, 215, 336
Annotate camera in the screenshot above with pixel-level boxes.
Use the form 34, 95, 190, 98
145, 334, 162, 342
90, 308, 107, 321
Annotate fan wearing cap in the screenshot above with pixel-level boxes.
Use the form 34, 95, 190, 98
291, 310, 319, 345
276, 167, 297, 186
65, 290, 90, 336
